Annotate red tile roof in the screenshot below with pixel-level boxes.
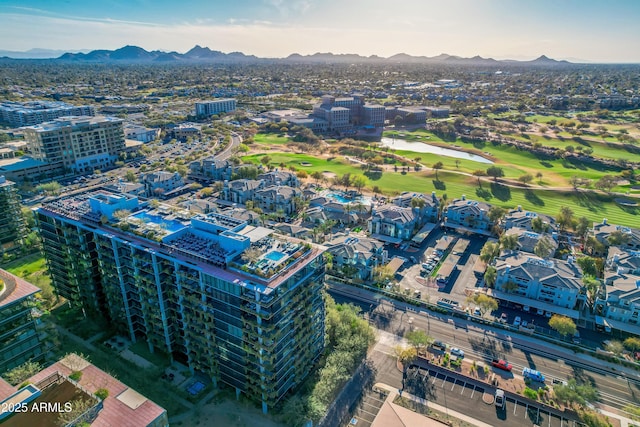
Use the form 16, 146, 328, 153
28, 359, 167, 427
0, 377, 16, 401
0, 269, 40, 307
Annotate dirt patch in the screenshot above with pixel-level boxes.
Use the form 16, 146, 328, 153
322, 171, 337, 178
482, 392, 494, 405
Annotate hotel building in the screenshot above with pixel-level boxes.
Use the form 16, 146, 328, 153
22, 116, 126, 174
195, 99, 237, 117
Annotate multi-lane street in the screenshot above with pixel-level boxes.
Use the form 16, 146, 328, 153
329, 283, 640, 411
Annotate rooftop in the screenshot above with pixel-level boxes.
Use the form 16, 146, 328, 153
0, 354, 167, 427
23, 115, 122, 132
38, 189, 325, 292
0, 268, 40, 308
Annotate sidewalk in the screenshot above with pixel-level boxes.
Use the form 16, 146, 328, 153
374, 382, 495, 427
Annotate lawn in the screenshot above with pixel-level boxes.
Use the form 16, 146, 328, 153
1, 253, 53, 301
253, 133, 291, 146
382, 130, 622, 187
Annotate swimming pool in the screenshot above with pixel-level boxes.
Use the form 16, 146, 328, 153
130, 211, 186, 233
325, 191, 372, 205
264, 250, 286, 262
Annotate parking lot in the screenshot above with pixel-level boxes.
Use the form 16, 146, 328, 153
345, 388, 387, 427
403, 364, 580, 427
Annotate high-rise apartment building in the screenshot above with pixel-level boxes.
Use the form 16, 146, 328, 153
0, 101, 95, 127
0, 269, 45, 374
195, 99, 237, 117
0, 176, 26, 253
22, 116, 125, 173
35, 189, 326, 412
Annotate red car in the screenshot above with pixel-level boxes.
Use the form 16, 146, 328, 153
491, 359, 513, 371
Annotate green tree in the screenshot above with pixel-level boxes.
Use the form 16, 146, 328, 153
3, 361, 42, 385
549, 314, 577, 338
577, 257, 599, 278
534, 236, 556, 259
480, 241, 500, 264
410, 197, 426, 209
352, 175, 367, 194
311, 171, 324, 184
488, 206, 506, 224
582, 276, 601, 311
500, 233, 518, 251
473, 170, 487, 187
605, 340, 624, 356
394, 345, 417, 373
624, 337, 640, 352
518, 174, 534, 185
125, 170, 137, 182
556, 206, 575, 232
467, 293, 499, 316
553, 378, 597, 407
260, 154, 272, 167
486, 166, 504, 181
608, 230, 632, 247
484, 266, 497, 288
405, 330, 433, 353
432, 162, 444, 180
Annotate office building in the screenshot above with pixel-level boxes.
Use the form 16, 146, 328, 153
35, 189, 326, 412
0, 176, 26, 253
22, 116, 125, 174
0, 101, 94, 127
0, 269, 44, 374
195, 99, 237, 117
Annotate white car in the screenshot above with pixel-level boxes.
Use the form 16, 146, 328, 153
495, 389, 505, 408
450, 347, 465, 358
513, 316, 522, 327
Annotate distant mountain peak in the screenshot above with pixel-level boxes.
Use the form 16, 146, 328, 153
16, 45, 570, 65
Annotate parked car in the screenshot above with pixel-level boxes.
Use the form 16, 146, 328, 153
495, 389, 505, 408
473, 307, 482, 317
536, 308, 544, 316
522, 367, 545, 383
491, 359, 513, 371
499, 313, 508, 323
432, 340, 447, 351
523, 305, 530, 312
450, 348, 464, 358
513, 316, 521, 327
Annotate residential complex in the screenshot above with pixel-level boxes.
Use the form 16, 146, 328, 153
492, 253, 584, 318
0, 354, 168, 427
0, 176, 27, 253
0, 269, 44, 374
195, 99, 237, 117
0, 100, 94, 127
35, 189, 326, 412
22, 115, 126, 174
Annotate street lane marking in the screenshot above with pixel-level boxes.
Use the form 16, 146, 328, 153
513, 402, 517, 415
451, 381, 456, 391
470, 385, 475, 399
460, 382, 466, 394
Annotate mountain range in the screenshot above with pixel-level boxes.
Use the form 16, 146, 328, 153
1, 45, 572, 66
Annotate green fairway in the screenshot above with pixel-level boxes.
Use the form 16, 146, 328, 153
241, 151, 639, 226
253, 133, 290, 145
383, 130, 622, 187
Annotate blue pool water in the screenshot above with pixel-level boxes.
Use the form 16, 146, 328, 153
265, 251, 286, 262
325, 191, 372, 205
130, 211, 186, 233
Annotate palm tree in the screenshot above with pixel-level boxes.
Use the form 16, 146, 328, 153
432, 162, 444, 181
473, 170, 487, 187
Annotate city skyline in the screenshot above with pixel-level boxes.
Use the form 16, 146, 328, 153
1, 0, 639, 63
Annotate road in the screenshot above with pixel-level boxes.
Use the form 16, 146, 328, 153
329, 283, 640, 411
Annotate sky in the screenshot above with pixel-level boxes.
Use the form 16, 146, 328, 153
1, 0, 639, 63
